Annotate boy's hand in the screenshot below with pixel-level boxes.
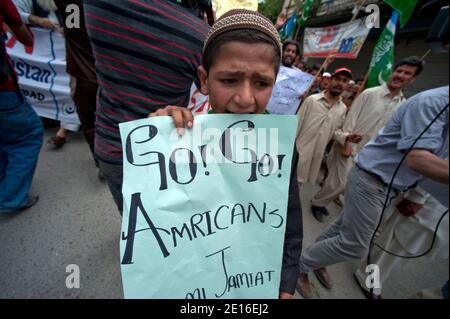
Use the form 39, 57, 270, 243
149, 106, 193, 136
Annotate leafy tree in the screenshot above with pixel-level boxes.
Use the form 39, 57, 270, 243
258, 0, 285, 23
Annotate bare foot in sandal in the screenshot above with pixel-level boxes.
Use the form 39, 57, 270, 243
48, 127, 66, 147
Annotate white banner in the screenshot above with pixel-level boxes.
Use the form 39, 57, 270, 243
267, 66, 314, 115
303, 17, 370, 59
6, 27, 80, 130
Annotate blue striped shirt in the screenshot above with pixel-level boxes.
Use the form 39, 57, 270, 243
84, 0, 208, 165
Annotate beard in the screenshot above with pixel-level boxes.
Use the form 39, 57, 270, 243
282, 58, 294, 67
36, 0, 58, 11
329, 87, 343, 96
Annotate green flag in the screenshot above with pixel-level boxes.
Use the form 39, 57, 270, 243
299, 0, 314, 27
384, 0, 418, 28
279, 13, 298, 41
367, 11, 399, 88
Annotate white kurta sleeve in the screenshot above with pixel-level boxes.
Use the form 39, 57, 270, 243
334, 90, 369, 146
403, 186, 431, 204
12, 0, 33, 24
296, 96, 313, 138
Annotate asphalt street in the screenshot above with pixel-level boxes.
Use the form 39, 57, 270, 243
0, 127, 447, 299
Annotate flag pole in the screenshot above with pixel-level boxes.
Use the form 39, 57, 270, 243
358, 71, 369, 96
286, 0, 294, 39
421, 49, 431, 60
293, 0, 305, 41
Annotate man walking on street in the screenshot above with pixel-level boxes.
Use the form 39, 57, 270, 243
297, 86, 449, 299
54, 0, 99, 169
296, 68, 361, 192
1, 0, 42, 214
310, 56, 424, 222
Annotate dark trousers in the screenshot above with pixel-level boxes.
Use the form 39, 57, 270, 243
73, 78, 98, 158
98, 160, 123, 213
280, 150, 303, 294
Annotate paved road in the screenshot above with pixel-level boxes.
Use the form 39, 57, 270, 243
0, 129, 122, 298
298, 185, 448, 299
0, 128, 447, 298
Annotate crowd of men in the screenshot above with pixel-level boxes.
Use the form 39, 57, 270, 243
271, 29, 448, 298
1, 0, 448, 299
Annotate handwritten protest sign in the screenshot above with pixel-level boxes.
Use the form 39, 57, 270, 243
119, 114, 297, 299
267, 66, 315, 115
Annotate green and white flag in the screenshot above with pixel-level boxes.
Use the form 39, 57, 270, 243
299, 0, 314, 27
367, 11, 399, 88
384, 0, 418, 28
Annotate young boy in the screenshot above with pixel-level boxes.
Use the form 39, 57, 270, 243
149, 9, 303, 299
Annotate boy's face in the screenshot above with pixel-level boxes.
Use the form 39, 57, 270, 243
198, 41, 277, 114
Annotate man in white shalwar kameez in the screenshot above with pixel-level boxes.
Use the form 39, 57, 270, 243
296, 68, 362, 222
353, 186, 449, 298
310, 57, 424, 222
296, 68, 354, 185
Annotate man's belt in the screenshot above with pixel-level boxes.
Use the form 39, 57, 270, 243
355, 164, 417, 192
355, 164, 389, 188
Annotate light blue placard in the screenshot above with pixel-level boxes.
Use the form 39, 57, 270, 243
119, 114, 297, 299
267, 66, 314, 115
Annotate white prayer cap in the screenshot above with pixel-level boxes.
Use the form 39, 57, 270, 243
323, 72, 332, 78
